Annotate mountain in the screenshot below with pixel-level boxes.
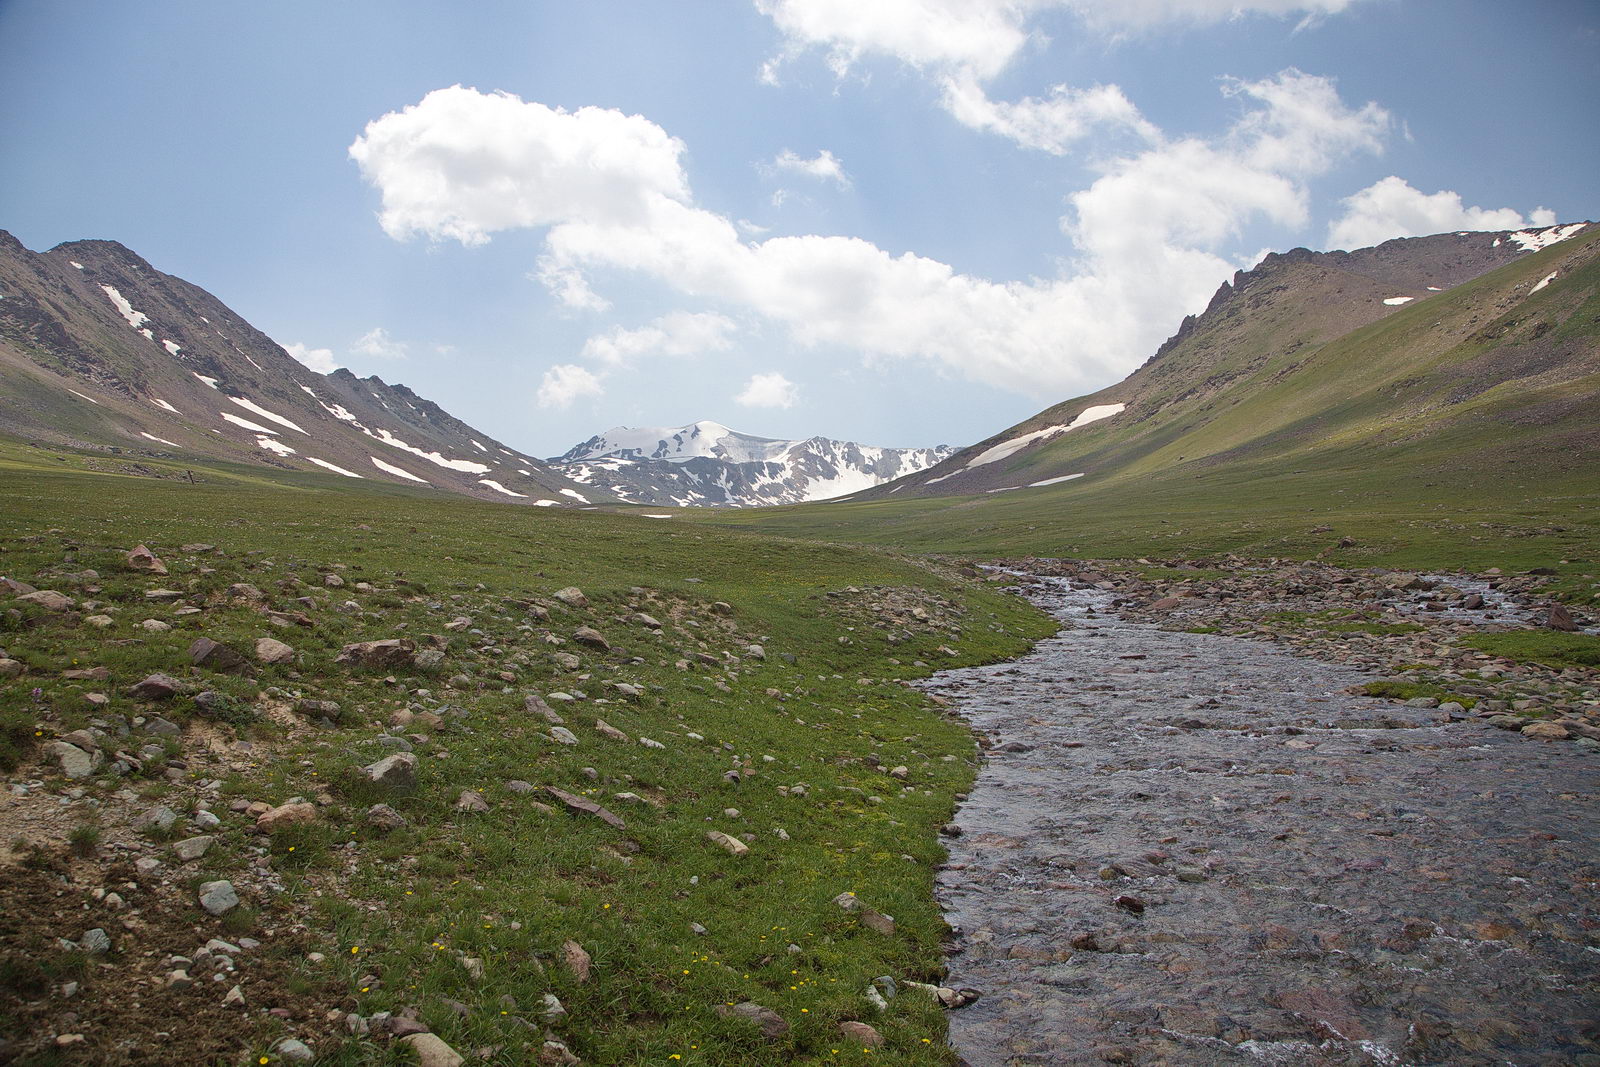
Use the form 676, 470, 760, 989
860, 222, 1598, 501
0, 231, 603, 506
549, 419, 952, 507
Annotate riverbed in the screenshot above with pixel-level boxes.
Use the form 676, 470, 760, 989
925, 576, 1598, 1066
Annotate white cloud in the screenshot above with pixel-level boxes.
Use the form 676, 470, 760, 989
537, 363, 606, 409
768, 149, 851, 187
349, 85, 690, 246
354, 73, 1387, 400
735, 371, 799, 408
755, 0, 1366, 151
1327, 176, 1557, 250
284, 342, 339, 374
581, 312, 737, 367
352, 326, 408, 359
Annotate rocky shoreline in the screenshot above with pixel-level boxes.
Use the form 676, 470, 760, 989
990, 557, 1599, 748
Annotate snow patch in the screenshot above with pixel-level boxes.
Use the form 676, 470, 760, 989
1066, 403, 1126, 430
1508, 223, 1586, 253
193, 373, 220, 389
641, 513, 674, 519
256, 436, 296, 456
965, 426, 1069, 469
139, 432, 179, 447
161, 339, 182, 355
138, 328, 154, 341
220, 411, 279, 435
299, 385, 316, 395
1426, 286, 1442, 291
479, 479, 527, 498
228, 395, 308, 434
517, 468, 532, 476
1382, 296, 1413, 306
317, 399, 363, 426
306, 457, 363, 478
532, 499, 560, 507
370, 456, 429, 483
469, 439, 487, 452
368, 427, 491, 473
67, 389, 100, 405
99, 285, 148, 329
1030, 473, 1085, 487
1529, 271, 1558, 294
70, 261, 84, 270
559, 488, 589, 502
150, 398, 180, 413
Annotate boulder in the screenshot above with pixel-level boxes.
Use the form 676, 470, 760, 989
715, 1001, 789, 1040
188, 638, 251, 675
545, 787, 625, 829
17, 590, 74, 611
1521, 721, 1570, 740
198, 880, 240, 916
706, 830, 749, 856
573, 626, 610, 650
1542, 603, 1579, 632
361, 753, 419, 794
400, 1033, 465, 1067
126, 545, 168, 575
48, 742, 98, 779
553, 587, 588, 608
335, 639, 416, 669
455, 790, 490, 813
254, 637, 295, 665
127, 673, 181, 700
256, 801, 317, 832
173, 836, 214, 861
365, 803, 408, 831
838, 1022, 884, 1048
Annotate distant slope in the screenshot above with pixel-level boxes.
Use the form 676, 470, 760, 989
550, 419, 951, 506
868, 224, 1596, 500
0, 231, 602, 506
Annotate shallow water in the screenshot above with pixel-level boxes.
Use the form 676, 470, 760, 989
925, 577, 1599, 1066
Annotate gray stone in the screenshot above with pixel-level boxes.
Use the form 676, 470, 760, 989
549, 726, 579, 746
400, 1033, 464, 1067
553, 587, 588, 608
573, 626, 610, 650
48, 742, 97, 779
273, 1038, 315, 1063
80, 928, 111, 955
254, 637, 295, 665
128, 673, 181, 700
138, 805, 180, 832
715, 1001, 789, 1040
17, 589, 74, 611
188, 637, 251, 674
413, 649, 446, 672
365, 803, 408, 831
455, 790, 490, 813
173, 835, 215, 861
198, 880, 240, 916
361, 752, 418, 793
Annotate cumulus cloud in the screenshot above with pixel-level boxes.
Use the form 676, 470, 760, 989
352, 327, 408, 359
755, 0, 1365, 151
353, 74, 1386, 399
581, 311, 738, 367
1326, 176, 1557, 250
284, 342, 339, 374
735, 371, 799, 408
768, 148, 852, 187
537, 363, 605, 409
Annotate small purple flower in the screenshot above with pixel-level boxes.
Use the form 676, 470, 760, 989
31, 687, 43, 701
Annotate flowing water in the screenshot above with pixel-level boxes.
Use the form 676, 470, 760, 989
925, 576, 1599, 1066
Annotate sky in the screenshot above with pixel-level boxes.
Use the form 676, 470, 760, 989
1, 1, 1596, 457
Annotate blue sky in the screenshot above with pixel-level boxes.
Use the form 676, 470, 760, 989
2, 1, 1595, 456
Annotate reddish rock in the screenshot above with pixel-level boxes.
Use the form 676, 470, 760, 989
188, 637, 251, 674
256, 801, 317, 832
126, 544, 168, 575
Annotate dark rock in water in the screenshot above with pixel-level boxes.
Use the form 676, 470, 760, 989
1541, 603, 1578, 632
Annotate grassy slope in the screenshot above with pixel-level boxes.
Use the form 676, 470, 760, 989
712, 237, 1600, 605
0, 450, 1054, 1065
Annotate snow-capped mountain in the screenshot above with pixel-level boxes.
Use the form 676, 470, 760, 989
550, 420, 952, 507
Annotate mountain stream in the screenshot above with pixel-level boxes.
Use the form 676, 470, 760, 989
924, 576, 1598, 1066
